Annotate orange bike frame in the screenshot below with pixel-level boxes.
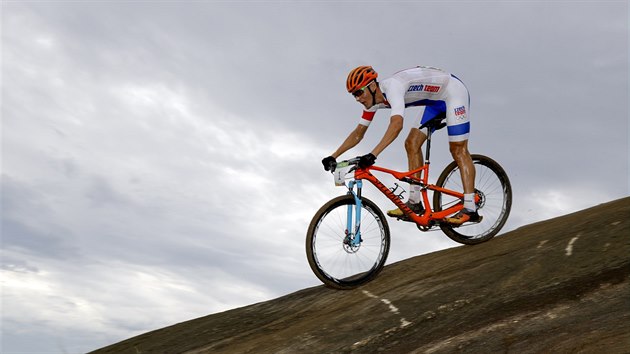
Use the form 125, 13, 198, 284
353, 164, 465, 227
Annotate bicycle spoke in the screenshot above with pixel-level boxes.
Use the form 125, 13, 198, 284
307, 196, 390, 288
433, 155, 512, 244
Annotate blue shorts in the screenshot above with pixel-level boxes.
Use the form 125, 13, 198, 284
414, 75, 471, 142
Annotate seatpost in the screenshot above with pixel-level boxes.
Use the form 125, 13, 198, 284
425, 128, 433, 164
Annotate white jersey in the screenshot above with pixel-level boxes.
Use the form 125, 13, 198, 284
360, 66, 471, 142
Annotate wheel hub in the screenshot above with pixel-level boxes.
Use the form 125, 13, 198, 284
475, 189, 486, 209
343, 234, 361, 253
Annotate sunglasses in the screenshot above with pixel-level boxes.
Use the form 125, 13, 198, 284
351, 81, 374, 97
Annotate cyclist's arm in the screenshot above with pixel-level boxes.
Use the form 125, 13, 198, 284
371, 115, 403, 157
332, 124, 368, 158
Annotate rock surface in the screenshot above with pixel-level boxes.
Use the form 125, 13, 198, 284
91, 197, 630, 354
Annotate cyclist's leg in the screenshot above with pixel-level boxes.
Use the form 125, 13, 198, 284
410, 102, 446, 177
444, 76, 478, 222
449, 139, 475, 201
387, 107, 434, 218
405, 101, 446, 204
444, 76, 471, 144
388, 128, 425, 217
405, 127, 427, 178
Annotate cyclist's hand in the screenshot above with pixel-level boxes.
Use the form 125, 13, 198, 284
322, 156, 337, 171
358, 153, 376, 169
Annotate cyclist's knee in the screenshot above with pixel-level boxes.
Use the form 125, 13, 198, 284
405, 137, 418, 153
449, 140, 469, 159
405, 129, 426, 153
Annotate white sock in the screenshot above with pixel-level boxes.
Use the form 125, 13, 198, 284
409, 185, 421, 204
464, 193, 476, 211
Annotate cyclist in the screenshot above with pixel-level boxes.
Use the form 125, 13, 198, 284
321, 65, 480, 225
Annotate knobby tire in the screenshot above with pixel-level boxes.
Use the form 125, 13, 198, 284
433, 154, 512, 245
306, 195, 390, 289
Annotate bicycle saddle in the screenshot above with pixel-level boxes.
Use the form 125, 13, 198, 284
420, 116, 447, 131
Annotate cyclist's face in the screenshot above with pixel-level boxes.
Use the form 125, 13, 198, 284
354, 83, 374, 109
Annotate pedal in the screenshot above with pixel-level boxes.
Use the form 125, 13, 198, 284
389, 214, 412, 222
444, 215, 483, 227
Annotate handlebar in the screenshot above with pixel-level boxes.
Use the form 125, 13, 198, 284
330, 157, 361, 173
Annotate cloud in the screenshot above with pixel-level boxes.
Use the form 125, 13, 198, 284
2, 1, 627, 353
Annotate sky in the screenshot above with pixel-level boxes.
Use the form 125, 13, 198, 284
1, 1, 628, 353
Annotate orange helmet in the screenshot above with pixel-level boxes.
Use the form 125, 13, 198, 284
346, 66, 378, 93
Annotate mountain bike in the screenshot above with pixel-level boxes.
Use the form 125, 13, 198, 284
306, 117, 512, 289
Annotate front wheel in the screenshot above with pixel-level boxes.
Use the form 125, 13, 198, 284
306, 195, 390, 289
433, 154, 512, 245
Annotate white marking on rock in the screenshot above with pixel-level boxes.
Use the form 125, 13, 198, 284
362, 290, 378, 299
380, 298, 400, 314
537, 240, 548, 249
565, 234, 580, 256
361, 290, 412, 332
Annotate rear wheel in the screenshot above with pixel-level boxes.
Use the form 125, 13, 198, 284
306, 195, 390, 289
433, 155, 512, 245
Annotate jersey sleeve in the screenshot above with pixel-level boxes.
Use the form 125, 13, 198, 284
359, 109, 377, 126
384, 80, 407, 118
